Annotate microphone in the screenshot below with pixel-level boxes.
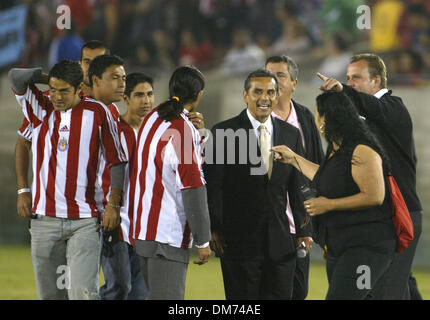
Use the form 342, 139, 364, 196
294, 156, 318, 228
299, 185, 317, 201
297, 241, 307, 258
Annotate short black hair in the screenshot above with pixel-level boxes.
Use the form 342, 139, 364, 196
125, 73, 154, 97
265, 55, 299, 81
244, 69, 279, 93
48, 59, 83, 91
88, 54, 124, 87
80, 40, 110, 61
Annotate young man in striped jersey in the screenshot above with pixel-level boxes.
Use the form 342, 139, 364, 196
88, 54, 125, 212
15, 40, 110, 221
98, 73, 155, 300
8, 60, 127, 300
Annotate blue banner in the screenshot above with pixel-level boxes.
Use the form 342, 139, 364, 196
0, 4, 28, 68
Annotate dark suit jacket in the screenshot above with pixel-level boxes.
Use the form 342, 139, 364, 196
293, 100, 324, 165
342, 85, 422, 213
204, 109, 311, 262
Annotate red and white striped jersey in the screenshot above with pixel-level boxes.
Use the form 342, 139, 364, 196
117, 117, 138, 245
94, 103, 120, 212
14, 84, 127, 218
18, 117, 32, 141
17, 90, 83, 142
131, 107, 205, 249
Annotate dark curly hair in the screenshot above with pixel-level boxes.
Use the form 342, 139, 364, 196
316, 91, 390, 169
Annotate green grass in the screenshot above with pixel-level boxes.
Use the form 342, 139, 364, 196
1, 245, 429, 300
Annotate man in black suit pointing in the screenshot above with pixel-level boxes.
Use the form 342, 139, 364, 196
204, 69, 311, 300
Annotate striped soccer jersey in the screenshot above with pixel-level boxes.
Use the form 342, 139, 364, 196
14, 84, 127, 218
130, 108, 205, 249
95, 103, 120, 212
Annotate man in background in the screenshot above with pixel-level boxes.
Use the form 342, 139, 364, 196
265, 55, 324, 300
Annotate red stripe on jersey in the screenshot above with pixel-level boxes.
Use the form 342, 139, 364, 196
134, 117, 164, 239
45, 111, 61, 216
181, 222, 191, 248
145, 138, 169, 240
126, 131, 137, 245
65, 107, 83, 218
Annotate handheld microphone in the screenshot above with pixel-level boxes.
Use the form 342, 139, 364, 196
294, 156, 318, 228
297, 241, 307, 258
299, 185, 317, 201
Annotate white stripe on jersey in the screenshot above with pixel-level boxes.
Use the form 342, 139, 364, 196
76, 109, 94, 213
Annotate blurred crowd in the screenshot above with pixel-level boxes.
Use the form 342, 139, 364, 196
2, 0, 430, 86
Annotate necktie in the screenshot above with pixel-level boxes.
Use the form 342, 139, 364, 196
259, 124, 272, 178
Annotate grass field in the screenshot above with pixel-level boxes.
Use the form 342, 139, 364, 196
1, 245, 429, 300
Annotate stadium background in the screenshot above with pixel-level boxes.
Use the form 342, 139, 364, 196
0, 0, 429, 299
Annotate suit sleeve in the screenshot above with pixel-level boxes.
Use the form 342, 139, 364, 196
342, 84, 404, 128
288, 130, 312, 237
203, 125, 224, 233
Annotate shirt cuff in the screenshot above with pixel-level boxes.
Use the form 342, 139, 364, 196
195, 242, 209, 249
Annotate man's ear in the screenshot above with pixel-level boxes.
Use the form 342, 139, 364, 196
373, 75, 382, 89
243, 90, 248, 104
123, 94, 129, 104
77, 82, 83, 93
292, 79, 298, 92
92, 75, 98, 88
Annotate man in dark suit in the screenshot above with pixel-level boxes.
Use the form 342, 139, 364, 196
204, 69, 312, 300
266, 55, 324, 300
317, 53, 422, 300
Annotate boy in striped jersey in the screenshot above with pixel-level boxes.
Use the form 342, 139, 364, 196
97, 71, 153, 299
8, 60, 127, 300
88, 54, 125, 211
15, 40, 110, 221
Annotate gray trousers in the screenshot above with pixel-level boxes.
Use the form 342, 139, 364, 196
30, 215, 101, 300
135, 240, 189, 300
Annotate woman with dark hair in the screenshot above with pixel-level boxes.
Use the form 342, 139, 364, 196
130, 65, 211, 300
272, 91, 397, 299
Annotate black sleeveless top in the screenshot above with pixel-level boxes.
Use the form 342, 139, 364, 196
313, 142, 396, 246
